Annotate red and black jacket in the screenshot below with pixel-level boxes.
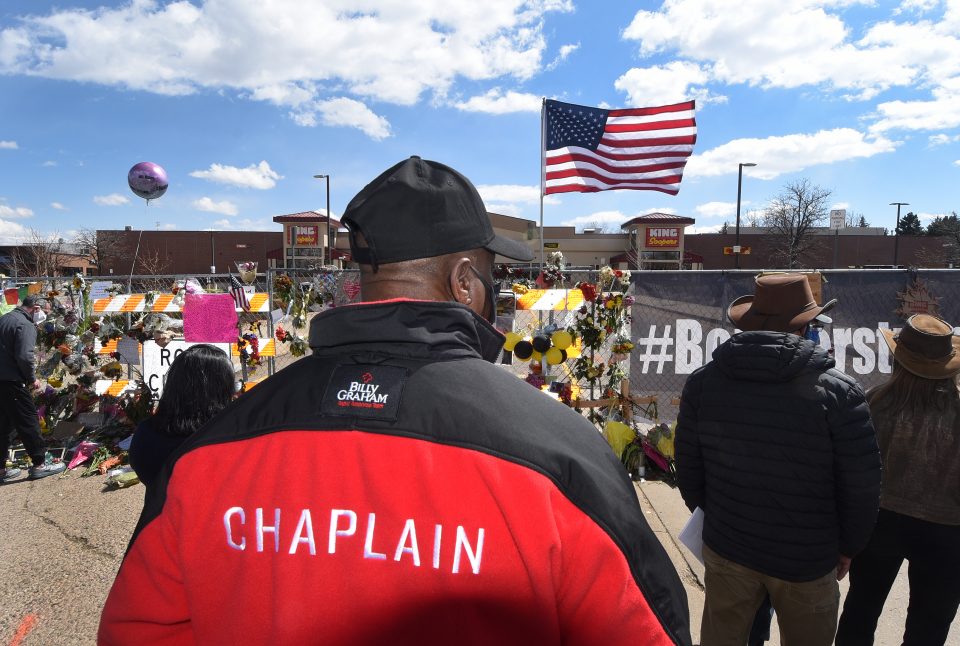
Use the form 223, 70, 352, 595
99, 300, 691, 645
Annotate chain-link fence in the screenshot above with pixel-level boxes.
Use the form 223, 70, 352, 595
4, 269, 631, 407
13, 267, 941, 425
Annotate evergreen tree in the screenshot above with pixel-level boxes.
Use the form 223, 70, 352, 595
926, 212, 960, 237
857, 215, 869, 227
896, 211, 924, 235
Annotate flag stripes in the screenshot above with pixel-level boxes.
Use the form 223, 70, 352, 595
544, 99, 697, 196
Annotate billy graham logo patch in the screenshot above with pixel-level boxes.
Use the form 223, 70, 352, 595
321, 364, 407, 420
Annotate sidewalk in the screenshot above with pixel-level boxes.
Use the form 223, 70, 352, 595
634, 480, 960, 646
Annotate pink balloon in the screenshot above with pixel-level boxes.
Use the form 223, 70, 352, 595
128, 162, 168, 202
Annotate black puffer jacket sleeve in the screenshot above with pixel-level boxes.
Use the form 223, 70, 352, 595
675, 369, 705, 513
826, 371, 881, 557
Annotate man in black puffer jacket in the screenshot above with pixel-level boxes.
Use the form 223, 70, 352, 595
676, 273, 880, 646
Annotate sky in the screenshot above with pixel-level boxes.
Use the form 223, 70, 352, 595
2, 0, 960, 245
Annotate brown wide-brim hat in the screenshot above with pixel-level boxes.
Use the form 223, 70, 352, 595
727, 273, 838, 333
879, 314, 960, 379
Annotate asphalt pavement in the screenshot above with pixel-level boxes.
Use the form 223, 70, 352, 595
1, 470, 957, 645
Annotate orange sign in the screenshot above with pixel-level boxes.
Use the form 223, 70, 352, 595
645, 227, 680, 248
723, 246, 752, 255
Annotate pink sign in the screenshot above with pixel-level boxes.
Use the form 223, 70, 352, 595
183, 293, 239, 343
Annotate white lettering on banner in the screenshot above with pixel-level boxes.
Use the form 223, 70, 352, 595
225, 506, 484, 575
675, 319, 702, 373
852, 328, 876, 374
636, 320, 900, 377
635, 324, 674, 374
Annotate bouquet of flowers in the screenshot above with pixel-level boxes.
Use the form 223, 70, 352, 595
236, 261, 258, 285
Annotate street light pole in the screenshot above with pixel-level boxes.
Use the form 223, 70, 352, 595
891, 201, 909, 268
735, 162, 757, 269
314, 174, 332, 265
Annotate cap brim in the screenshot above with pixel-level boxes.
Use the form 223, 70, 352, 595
485, 234, 534, 262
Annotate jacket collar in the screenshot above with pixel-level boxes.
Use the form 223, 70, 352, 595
308, 299, 505, 363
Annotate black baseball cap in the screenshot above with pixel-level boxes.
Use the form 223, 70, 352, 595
342, 156, 534, 269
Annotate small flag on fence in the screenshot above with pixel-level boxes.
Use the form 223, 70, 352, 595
230, 275, 250, 312
544, 98, 696, 196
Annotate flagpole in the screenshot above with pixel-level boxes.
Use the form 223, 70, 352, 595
539, 97, 546, 275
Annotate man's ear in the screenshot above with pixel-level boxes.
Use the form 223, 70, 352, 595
449, 257, 474, 305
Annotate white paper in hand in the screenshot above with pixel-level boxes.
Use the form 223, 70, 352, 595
678, 507, 705, 565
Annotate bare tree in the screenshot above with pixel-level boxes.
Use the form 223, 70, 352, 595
576, 221, 614, 233
844, 211, 869, 228
72, 228, 111, 273
10, 229, 65, 277
762, 179, 832, 268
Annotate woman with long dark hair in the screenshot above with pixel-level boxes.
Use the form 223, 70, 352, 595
129, 344, 236, 487
836, 314, 960, 646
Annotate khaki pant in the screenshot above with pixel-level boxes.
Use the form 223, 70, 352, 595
701, 545, 840, 646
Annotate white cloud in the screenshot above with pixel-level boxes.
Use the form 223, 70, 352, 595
870, 83, 960, 133
0, 205, 33, 218
486, 203, 523, 217
560, 208, 679, 229
686, 128, 898, 180
0, 218, 30, 243
832, 202, 851, 211
687, 224, 725, 234
929, 133, 960, 146
0, 0, 572, 133
50, 202, 66, 210
0, 140, 17, 149
160, 223, 177, 230
546, 42, 580, 70
190, 161, 281, 189
42, 160, 57, 167
622, 1, 925, 101
93, 193, 130, 206
895, 0, 940, 14
917, 210, 944, 222
477, 184, 560, 204
294, 97, 391, 140
954, 159, 960, 166
454, 88, 542, 114
208, 217, 275, 231
694, 201, 736, 218
192, 197, 239, 216
560, 210, 630, 228
614, 62, 726, 106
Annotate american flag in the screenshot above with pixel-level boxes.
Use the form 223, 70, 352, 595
544, 99, 696, 195
230, 275, 250, 312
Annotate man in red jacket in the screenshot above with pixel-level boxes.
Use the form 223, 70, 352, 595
99, 156, 691, 645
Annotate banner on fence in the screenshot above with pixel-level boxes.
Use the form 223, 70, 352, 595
630, 270, 960, 403
142, 340, 232, 396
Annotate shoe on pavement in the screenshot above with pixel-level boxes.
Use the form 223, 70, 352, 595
2, 467, 24, 482
29, 462, 66, 480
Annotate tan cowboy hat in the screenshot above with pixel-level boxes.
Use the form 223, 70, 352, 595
727, 274, 838, 333
879, 314, 960, 379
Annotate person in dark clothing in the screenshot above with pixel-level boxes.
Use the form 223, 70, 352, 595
676, 273, 881, 646
0, 295, 65, 481
100, 156, 692, 645
129, 343, 235, 487
836, 314, 960, 646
